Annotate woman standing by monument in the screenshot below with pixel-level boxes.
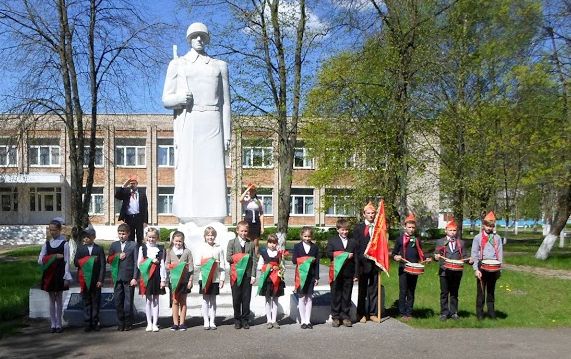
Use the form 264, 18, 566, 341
162, 22, 231, 225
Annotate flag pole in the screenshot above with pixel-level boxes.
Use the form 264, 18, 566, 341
378, 268, 382, 323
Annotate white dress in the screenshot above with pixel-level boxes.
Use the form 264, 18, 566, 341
162, 48, 231, 224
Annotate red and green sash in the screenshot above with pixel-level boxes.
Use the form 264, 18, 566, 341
139, 257, 156, 295
230, 253, 250, 286
200, 257, 218, 293
295, 256, 315, 291
78, 256, 96, 293
329, 251, 350, 284
258, 263, 282, 296
168, 261, 188, 301
107, 253, 120, 285
41, 254, 58, 289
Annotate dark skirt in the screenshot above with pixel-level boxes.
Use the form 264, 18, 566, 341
199, 280, 220, 295
143, 268, 163, 297
262, 278, 285, 298
248, 221, 261, 239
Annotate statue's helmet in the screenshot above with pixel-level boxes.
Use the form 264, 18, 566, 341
186, 22, 210, 45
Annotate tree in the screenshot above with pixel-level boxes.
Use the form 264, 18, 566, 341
183, 0, 327, 241
0, 0, 166, 238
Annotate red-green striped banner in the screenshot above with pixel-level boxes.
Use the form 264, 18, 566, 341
257, 264, 272, 295
169, 261, 188, 301
107, 254, 120, 285
200, 257, 218, 294
139, 257, 156, 295
230, 253, 250, 286
329, 251, 350, 284
41, 254, 57, 290
295, 256, 315, 291
78, 256, 96, 293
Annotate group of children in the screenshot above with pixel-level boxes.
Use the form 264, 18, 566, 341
38, 208, 502, 333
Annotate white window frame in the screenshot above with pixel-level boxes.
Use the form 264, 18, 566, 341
0, 145, 17, 167
29, 187, 62, 212
242, 146, 273, 168
0, 187, 18, 212
116, 145, 146, 167
326, 192, 355, 217
290, 188, 314, 215
294, 147, 314, 169
83, 146, 104, 167
157, 187, 174, 215
82, 188, 104, 215
29, 145, 60, 167
158, 145, 175, 167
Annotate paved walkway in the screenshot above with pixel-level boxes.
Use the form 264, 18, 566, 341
1, 317, 570, 359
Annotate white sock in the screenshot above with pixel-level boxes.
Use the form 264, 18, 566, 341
145, 298, 152, 326
49, 292, 57, 328
298, 296, 307, 324
208, 295, 216, 326
271, 297, 278, 323
202, 296, 209, 326
304, 296, 313, 324
55, 292, 63, 327
265, 298, 272, 323
151, 296, 159, 326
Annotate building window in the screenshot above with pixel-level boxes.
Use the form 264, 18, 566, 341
158, 145, 175, 167
0, 187, 18, 211
326, 189, 355, 216
30, 187, 62, 212
116, 146, 145, 167
256, 188, 273, 215
242, 139, 273, 168
29, 145, 60, 166
83, 146, 104, 167
0, 145, 17, 167
294, 147, 314, 169
158, 187, 174, 214
290, 188, 314, 215
83, 187, 104, 214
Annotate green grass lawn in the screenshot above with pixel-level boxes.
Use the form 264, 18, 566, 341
380, 262, 571, 328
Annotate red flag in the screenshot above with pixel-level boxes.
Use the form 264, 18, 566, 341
364, 200, 390, 275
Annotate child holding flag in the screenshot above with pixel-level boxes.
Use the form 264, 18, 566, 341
38, 218, 72, 333
257, 234, 285, 329
107, 223, 139, 331
166, 231, 194, 331
138, 227, 166, 332
292, 226, 320, 329
326, 218, 359, 327
226, 221, 256, 329
392, 213, 430, 321
74, 226, 105, 332
196, 226, 225, 330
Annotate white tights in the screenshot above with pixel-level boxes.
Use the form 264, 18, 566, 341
298, 295, 313, 325
265, 297, 279, 323
145, 295, 159, 326
201, 294, 217, 327
48, 291, 63, 328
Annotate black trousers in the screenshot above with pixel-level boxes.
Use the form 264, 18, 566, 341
231, 280, 252, 323
476, 270, 500, 318
439, 271, 463, 316
114, 280, 135, 325
357, 269, 378, 317
83, 288, 101, 326
124, 213, 144, 246
398, 269, 418, 317
330, 276, 354, 321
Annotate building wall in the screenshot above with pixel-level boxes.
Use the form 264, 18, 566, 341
0, 114, 441, 227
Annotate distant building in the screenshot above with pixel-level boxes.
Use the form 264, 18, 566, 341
0, 114, 440, 228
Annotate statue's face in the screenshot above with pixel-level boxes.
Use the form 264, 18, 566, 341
190, 33, 206, 52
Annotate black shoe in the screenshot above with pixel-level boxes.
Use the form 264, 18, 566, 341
488, 312, 497, 320
50, 327, 56, 333
234, 322, 242, 329
124, 324, 133, 331
307, 323, 313, 329
55, 327, 63, 333
301, 323, 307, 329
332, 319, 340, 328
117, 325, 123, 331
242, 321, 250, 329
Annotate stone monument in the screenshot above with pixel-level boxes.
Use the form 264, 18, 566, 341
162, 22, 234, 251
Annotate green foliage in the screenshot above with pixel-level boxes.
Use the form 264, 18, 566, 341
160, 227, 177, 243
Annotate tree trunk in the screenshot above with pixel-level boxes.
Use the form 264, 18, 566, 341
535, 182, 571, 259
